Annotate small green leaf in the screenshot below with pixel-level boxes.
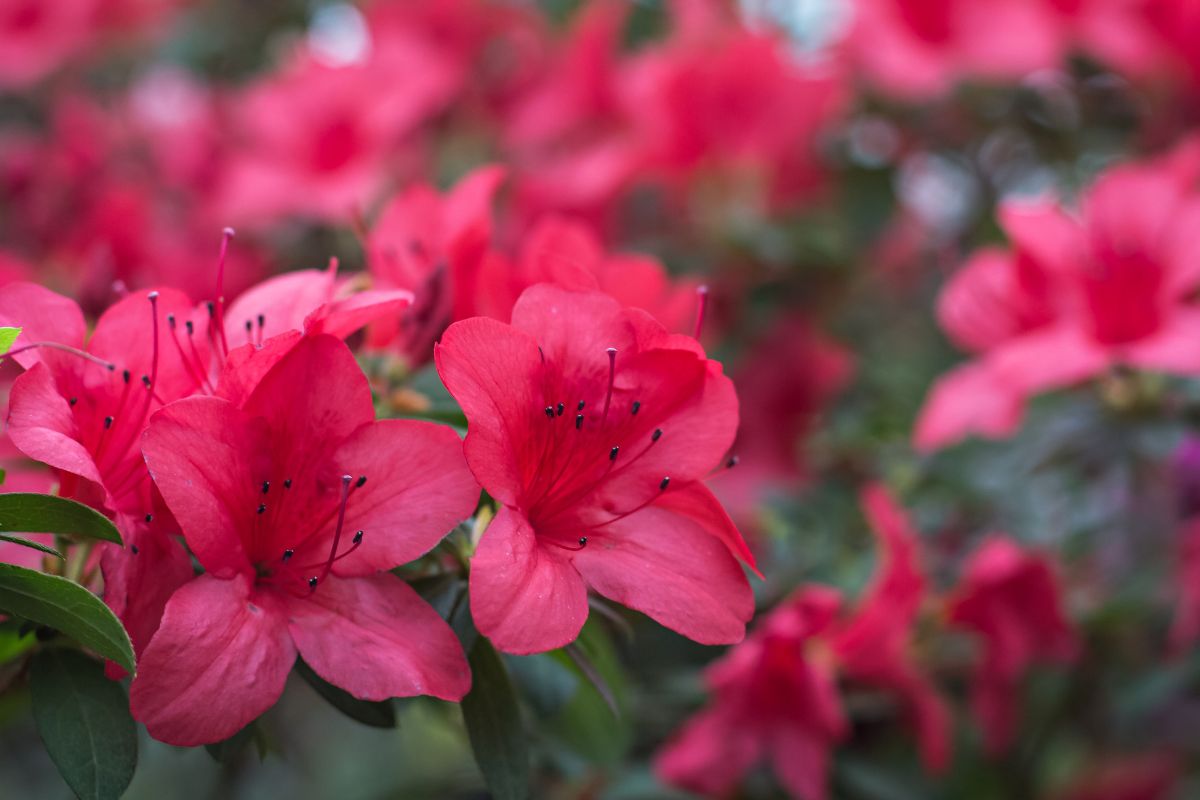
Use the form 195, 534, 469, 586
0, 535, 64, 559
0, 327, 20, 355
0, 564, 134, 672
0, 621, 35, 663
0, 494, 122, 545
461, 637, 529, 800
30, 648, 137, 800
0, 468, 6, 486
296, 658, 396, 728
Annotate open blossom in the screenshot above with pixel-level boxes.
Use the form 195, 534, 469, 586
436, 284, 756, 654
657, 485, 948, 799
916, 156, 1200, 451
947, 535, 1079, 754
132, 334, 478, 745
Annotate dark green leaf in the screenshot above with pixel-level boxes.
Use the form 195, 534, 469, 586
0, 564, 134, 672
0, 494, 122, 545
30, 648, 137, 800
0, 620, 35, 663
461, 637, 529, 800
505, 653, 579, 717
296, 658, 396, 728
205, 721, 266, 763
0, 534, 64, 559
0, 326, 20, 355
0, 467, 6, 486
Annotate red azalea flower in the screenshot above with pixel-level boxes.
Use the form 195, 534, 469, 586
947, 535, 1079, 754
656, 587, 846, 800
365, 165, 506, 364
217, 36, 460, 224
435, 284, 756, 654
476, 215, 702, 334
0, 0, 98, 88
916, 156, 1200, 451
657, 485, 949, 799
131, 334, 477, 745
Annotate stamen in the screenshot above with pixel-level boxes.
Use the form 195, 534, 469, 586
545, 405, 554, 419
104, 416, 114, 430
1, 342, 116, 371
538, 346, 545, 363
576, 414, 584, 431
69, 398, 77, 406
147, 291, 161, 391
284, 478, 293, 489
652, 428, 663, 442
262, 481, 270, 494
257, 503, 267, 514
122, 369, 131, 384
308, 577, 318, 589
631, 400, 640, 415
602, 347, 617, 420
131, 545, 139, 555
545, 536, 588, 552
144, 514, 153, 523
556, 402, 564, 416
609, 446, 619, 461
244, 319, 253, 344
726, 455, 739, 469
660, 476, 670, 490
316, 475, 354, 586
693, 285, 709, 341
213, 228, 234, 357
577, 400, 585, 411
167, 315, 212, 393
353, 530, 363, 545
282, 549, 294, 562
355, 476, 366, 488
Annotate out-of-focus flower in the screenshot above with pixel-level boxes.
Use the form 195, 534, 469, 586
657, 485, 948, 799
436, 284, 756, 654
132, 334, 477, 745
1169, 517, 1200, 653
916, 155, 1200, 451
710, 317, 851, 532
1056, 752, 1179, 800
947, 535, 1079, 755
476, 215, 702, 333
217, 33, 461, 224
365, 165, 506, 365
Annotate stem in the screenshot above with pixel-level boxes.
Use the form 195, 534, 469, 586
64, 541, 94, 584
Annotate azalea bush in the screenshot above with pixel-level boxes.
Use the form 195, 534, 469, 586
2, 0, 1200, 798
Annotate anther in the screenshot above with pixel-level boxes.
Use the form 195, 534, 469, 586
257, 503, 266, 514
144, 514, 153, 523
185, 320, 195, 335
282, 549, 294, 561
68, 398, 77, 406
353, 530, 363, 545
122, 369, 130, 384
284, 478, 292, 489
652, 429, 662, 442
660, 476, 670, 491
257, 314, 265, 328
131, 544, 139, 555
578, 536, 588, 547
103, 416, 114, 430
355, 476, 366, 488
206, 301, 215, 318
556, 402, 564, 416
538, 346, 545, 363
578, 400, 585, 411
576, 414, 584, 430
631, 400, 640, 415
261, 481, 270, 494
545, 406, 554, 419
609, 446, 619, 461
167, 314, 176, 329
141, 375, 151, 388
308, 577, 318, 589
726, 455, 740, 469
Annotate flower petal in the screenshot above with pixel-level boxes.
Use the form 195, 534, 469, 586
286, 573, 470, 701
130, 574, 295, 746
469, 506, 589, 654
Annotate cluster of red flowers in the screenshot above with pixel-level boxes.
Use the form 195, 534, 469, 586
3, 0, 1200, 798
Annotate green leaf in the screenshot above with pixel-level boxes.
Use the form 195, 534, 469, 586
30, 648, 137, 800
0, 534, 64, 559
0, 327, 20, 355
0, 620, 35, 663
0, 494, 122, 545
461, 637, 529, 800
205, 721, 267, 763
0, 564, 134, 672
296, 658, 396, 728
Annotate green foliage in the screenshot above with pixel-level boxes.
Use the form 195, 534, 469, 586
296, 659, 396, 729
0, 327, 19, 355
0, 565, 134, 673
0, 494, 122, 545
461, 636, 529, 800
30, 649, 137, 800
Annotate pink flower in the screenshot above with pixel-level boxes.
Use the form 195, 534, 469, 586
947, 535, 1079, 754
365, 165, 506, 364
916, 156, 1200, 451
0, 0, 98, 88
656, 485, 948, 799
217, 37, 461, 224
131, 334, 478, 745
436, 284, 756, 654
